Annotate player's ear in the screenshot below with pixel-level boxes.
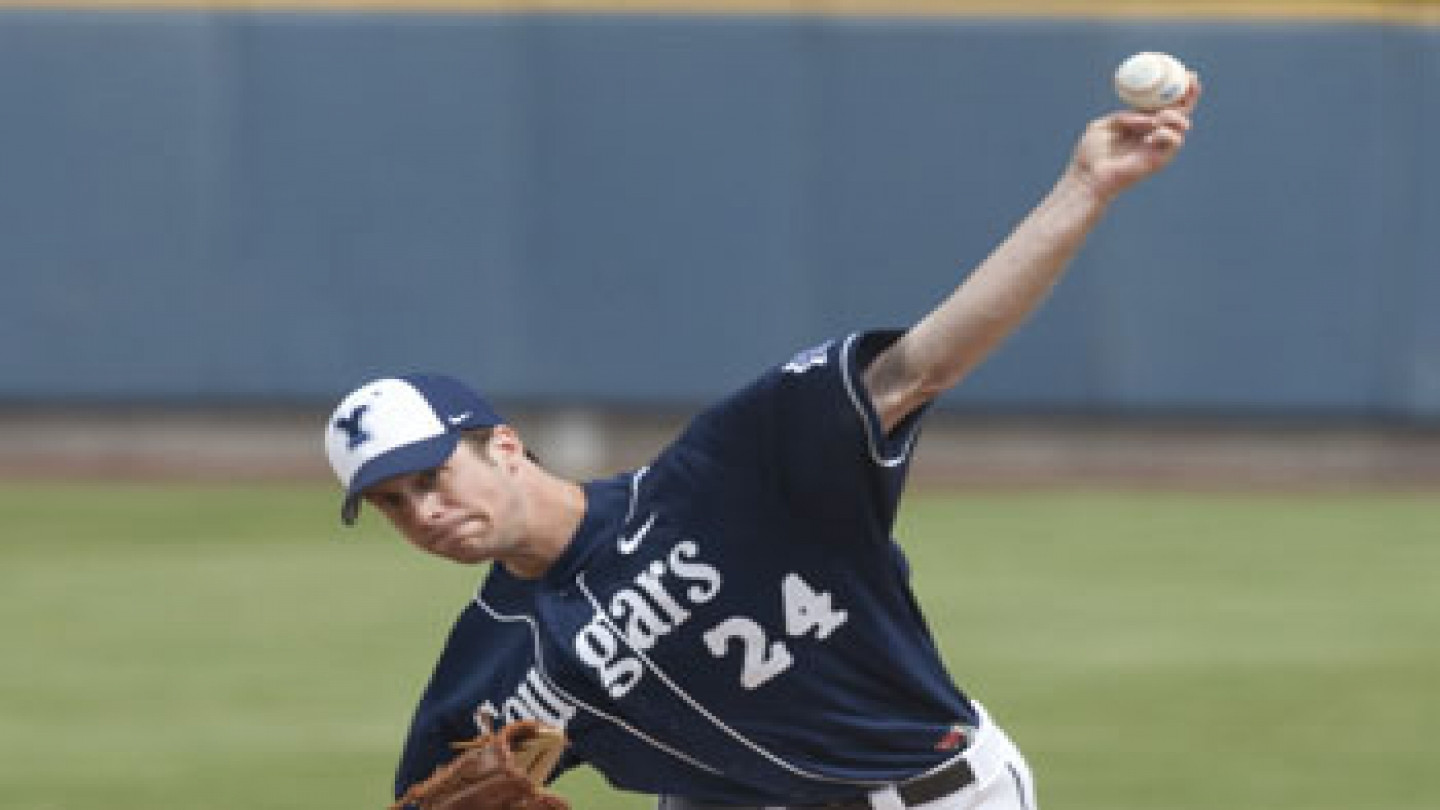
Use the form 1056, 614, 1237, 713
488, 425, 526, 470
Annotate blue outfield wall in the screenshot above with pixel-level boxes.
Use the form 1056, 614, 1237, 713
0, 10, 1436, 419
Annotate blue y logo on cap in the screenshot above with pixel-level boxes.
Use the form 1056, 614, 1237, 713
334, 404, 371, 450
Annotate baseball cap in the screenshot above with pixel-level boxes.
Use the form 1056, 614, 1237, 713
324, 373, 504, 525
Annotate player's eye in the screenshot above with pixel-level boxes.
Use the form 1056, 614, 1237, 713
368, 491, 404, 511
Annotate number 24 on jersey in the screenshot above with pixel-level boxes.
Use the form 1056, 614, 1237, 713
702, 573, 849, 689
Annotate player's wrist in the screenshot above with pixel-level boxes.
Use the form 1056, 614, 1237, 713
1046, 170, 1116, 229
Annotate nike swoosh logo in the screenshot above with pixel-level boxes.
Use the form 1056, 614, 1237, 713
618, 512, 657, 556
447, 412, 473, 425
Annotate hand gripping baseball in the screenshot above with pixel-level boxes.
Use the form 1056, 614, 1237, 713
1070, 72, 1202, 200
390, 719, 571, 810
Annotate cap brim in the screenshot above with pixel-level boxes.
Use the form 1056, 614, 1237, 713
338, 432, 461, 526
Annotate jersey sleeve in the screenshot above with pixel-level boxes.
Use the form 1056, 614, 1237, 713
392, 590, 576, 801
674, 329, 928, 538
393, 605, 489, 799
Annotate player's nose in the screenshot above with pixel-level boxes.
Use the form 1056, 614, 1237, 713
387, 488, 441, 530
408, 489, 451, 531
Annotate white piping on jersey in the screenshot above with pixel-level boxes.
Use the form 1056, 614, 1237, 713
473, 594, 723, 776
576, 573, 882, 790
838, 332, 918, 469
617, 468, 656, 555
623, 466, 649, 523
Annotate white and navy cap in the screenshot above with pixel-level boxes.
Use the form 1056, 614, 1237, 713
324, 373, 504, 525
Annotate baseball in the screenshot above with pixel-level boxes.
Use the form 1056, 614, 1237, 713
1113, 51, 1191, 111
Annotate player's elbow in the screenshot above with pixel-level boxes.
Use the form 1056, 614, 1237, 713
908, 370, 958, 411
868, 368, 948, 433
864, 344, 955, 426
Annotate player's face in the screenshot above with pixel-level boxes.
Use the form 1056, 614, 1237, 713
362, 438, 526, 565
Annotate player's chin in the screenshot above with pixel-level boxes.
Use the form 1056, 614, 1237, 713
435, 532, 495, 565
421, 534, 470, 563
422, 542, 479, 565
438, 548, 489, 565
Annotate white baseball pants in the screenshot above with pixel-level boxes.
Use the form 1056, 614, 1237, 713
655, 703, 1037, 810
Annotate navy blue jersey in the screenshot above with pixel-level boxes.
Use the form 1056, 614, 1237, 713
394, 330, 978, 805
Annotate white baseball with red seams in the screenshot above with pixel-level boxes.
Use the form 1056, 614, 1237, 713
1113, 52, 1191, 111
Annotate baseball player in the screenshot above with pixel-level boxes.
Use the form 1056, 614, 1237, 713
325, 81, 1200, 810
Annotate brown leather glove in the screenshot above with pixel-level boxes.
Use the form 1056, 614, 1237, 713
391, 720, 570, 810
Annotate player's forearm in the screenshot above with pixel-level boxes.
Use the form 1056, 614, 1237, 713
921, 170, 1112, 366
866, 172, 1111, 429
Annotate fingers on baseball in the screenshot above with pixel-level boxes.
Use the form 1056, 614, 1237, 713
1153, 108, 1194, 148
1144, 127, 1184, 151
1178, 72, 1203, 112
1110, 107, 1189, 153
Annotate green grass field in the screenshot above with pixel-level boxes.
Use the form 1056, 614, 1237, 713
2, 482, 1436, 809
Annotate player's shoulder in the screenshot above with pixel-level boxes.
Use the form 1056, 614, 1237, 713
778, 330, 905, 380
661, 330, 901, 458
